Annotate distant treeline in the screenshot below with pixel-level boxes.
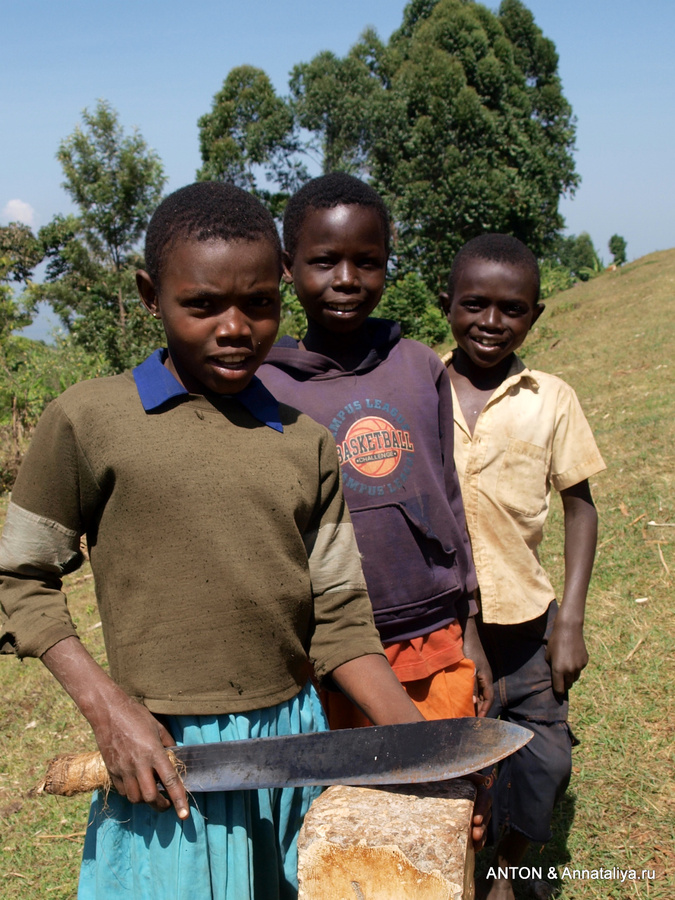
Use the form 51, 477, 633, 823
0, 0, 627, 487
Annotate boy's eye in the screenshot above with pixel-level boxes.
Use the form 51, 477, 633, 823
248, 295, 275, 309
357, 256, 383, 269
461, 300, 484, 312
184, 297, 211, 311
504, 304, 529, 317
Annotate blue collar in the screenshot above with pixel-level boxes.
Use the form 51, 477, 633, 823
132, 349, 284, 433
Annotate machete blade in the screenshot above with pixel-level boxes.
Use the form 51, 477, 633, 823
171, 717, 531, 792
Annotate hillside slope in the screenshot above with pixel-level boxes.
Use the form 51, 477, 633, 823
514, 250, 675, 896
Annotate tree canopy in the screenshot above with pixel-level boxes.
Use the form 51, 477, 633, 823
29, 101, 166, 371
197, 66, 308, 216
57, 100, 166, 273
199, 0, 579, 296
609, 234, 627, 266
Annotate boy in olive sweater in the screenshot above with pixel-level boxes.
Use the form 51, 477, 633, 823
0, 182, 424, 900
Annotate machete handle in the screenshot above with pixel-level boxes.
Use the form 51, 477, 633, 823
30, 748, 182, 797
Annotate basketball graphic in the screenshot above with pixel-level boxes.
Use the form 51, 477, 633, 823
340, 416, 413, 478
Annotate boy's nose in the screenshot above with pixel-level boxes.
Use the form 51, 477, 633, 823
478, 305, 502, 329
215, 307, 252, 340
332, 260, 359, 289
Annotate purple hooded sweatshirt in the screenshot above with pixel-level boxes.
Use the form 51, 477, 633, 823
258, 319, 477, 644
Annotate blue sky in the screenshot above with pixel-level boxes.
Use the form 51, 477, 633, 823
3, 0, 675, 338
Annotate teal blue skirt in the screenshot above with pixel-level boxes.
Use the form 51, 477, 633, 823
78, 683, 328, 899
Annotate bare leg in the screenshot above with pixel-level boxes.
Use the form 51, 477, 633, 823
476, 829, 530, 900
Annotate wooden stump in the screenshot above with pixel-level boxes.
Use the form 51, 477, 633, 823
298, 780, 476, 900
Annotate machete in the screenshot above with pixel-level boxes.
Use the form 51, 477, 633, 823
33, 718, 531, 797
169, 717, 530, 792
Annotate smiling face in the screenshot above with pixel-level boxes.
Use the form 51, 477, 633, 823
285, 204, 388, 338
137, 237, 281, 395
444, 257, 543, 373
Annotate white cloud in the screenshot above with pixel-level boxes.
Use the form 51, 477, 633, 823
2, 199, 36, 227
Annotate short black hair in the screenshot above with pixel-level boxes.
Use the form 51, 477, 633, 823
283, 173, 391, 259
448, 234, 540, 302
144, 182, 282, 286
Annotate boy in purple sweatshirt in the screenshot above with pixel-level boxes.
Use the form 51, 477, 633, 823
258, 173, 492, 730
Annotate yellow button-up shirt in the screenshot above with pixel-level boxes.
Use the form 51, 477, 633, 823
446, 354, 605, 625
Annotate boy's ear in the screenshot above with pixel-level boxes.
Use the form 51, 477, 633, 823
281, 251, 294, 285
136, 270, 159, 316
532, 302, 545, 325
438, 291, 451, 317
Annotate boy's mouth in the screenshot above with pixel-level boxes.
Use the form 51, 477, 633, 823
472, 336, 505, 347
326, 302, 361, 316
209, 353, 252, 370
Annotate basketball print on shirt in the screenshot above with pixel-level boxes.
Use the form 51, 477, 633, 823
329, 399, 416, 497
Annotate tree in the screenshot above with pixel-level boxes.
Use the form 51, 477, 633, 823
285, 0, 578, 291
561, 232, 603, 281
289, 30, 387, 176
608, 234, 627, 267
198, 0, 579, 340
57, 101, 166, 270
0, 222, 43, 339
0, 222, 43, 286
29, 101, 166, 371
375, 273, 449, 344
197, 66, 307, 215
0, 224, 107, 486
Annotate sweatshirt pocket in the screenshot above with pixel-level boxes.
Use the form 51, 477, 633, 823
496, 438, 548, 518
349, 502, 459, 631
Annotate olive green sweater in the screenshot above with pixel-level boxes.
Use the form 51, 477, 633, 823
0, 371, 383, 714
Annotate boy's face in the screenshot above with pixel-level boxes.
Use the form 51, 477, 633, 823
442, 258, 544, 370
137, 238, 280, 395
284, 204, 387, 335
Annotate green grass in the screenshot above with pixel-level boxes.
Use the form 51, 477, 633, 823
0, 549, 104, 898
476, 251, 675, 897
1, 251, 674, 897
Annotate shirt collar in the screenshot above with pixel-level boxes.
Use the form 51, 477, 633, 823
132, 349, 284, 433
444, 349, 540, 391
503, 354, 540, 390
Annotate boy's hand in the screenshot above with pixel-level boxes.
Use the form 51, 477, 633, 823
545, 617, 588, 695
41, 637, 190, 820
461, 617, 494, 716
90, 693, 189, 818
462, 771, 493, 850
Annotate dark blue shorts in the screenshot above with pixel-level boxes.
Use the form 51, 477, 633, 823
477, 600, 574, 844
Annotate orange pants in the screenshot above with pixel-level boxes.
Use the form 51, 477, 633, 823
323, 656, 477, 729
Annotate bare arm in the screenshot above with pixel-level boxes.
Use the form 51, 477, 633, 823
330, 654, 425, 725
41, 636, 190, 819
546, 480, 598, 694
461, 614, 494, 717
332, 654, 490, 847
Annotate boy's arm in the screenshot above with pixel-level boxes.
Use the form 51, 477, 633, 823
437, 366, 493, 714
546, 479, 598, 694
331, 654, 425, 725
41, 636, 190, 820
332, 654, 490, 849
461, 613, 494, 716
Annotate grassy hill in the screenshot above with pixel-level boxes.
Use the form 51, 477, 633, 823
488, 250, 675, 897
0, 251, 673, 898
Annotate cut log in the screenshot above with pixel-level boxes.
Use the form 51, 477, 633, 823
298, 780, 476, 900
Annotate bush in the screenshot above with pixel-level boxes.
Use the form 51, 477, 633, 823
0, 335, 106, 491
375, 273, 449, 346
609, 234, 627, 266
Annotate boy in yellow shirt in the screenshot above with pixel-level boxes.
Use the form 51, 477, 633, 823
441, 234, 605, 900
